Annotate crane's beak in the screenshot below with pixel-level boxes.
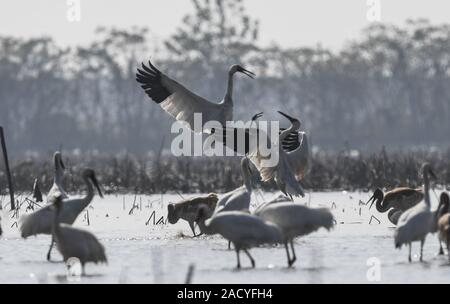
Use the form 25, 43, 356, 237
251, 112, 263, 121
367, 194, 376, 209
237, 66, 255, 79
277, 111, 298, 124
429, 169, 437, 180
60, 158, 65, 170
90, 174, 104, 198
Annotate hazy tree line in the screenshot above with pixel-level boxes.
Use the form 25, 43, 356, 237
1, 0, 450, 159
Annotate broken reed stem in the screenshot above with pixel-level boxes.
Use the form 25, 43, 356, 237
184, 264, 195, 284
369, 215, 381, 225
0, 127, 15, 210
128, 195, 138, 215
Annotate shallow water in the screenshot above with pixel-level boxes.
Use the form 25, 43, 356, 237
1, 191, 449, 284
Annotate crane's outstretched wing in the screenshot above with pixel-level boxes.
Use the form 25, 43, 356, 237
284, 132, 310, 180
20, 206, 53, 237
136, 60, 224, 131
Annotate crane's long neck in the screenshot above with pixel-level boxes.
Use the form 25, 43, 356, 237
224, 72, 235, 104
77, 175, 95, 212
52, 206, 61, 239
54, 161, 64, 186
375, 194, 390, 213
424, 171, 431, 208
241, 162, 252, 193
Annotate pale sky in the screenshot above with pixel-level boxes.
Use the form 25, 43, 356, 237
0, 0, 449, 50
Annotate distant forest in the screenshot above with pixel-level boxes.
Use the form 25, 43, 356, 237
1, 0, 450, 159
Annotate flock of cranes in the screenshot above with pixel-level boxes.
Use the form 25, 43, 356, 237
1, 59, 450, 276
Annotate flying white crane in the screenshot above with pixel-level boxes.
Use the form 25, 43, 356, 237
51, 195, 107, 276
367, 187, 423, 225
256, 201, 334, 267
248, 112, 305, 198
394, 163, 436, 262
136, 60, 255, 132
212, 111, 309, 199
196, 207, 282, 269
47, 151, 68, 203
279, 124, 311, 182
20, 168, 103, 261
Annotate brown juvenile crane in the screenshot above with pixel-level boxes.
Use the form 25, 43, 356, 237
167, 193, 218, 237
367, 187, 424, 225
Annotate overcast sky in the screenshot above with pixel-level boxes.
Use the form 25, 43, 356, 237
0, 0, 448, 50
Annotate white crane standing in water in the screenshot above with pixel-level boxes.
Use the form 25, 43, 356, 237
394, 163, 436, 262
20, 168, 103, 261
51, 195, 107, 276
214, 157, 254, 249
215, 157, 253, 214
47, 151, 68, 203
256, 199, 334, 267
196, 206, 282, 269
136, 60, 255, 132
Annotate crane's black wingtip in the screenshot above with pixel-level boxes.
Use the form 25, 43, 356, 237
135, 60, 171, 104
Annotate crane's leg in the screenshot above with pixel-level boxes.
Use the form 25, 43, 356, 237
194, 222, 204, 237
188, 221, 197, 237
82, 263, 86, 277
447, 241, 450, 262
235, 248, 241, 269
408, 243, 412, 263
244, 249, 255, 268
438, 240, 444, 255
289, 239, 297, 267
420, 239, 425, 262
284, 242, 292, 267
228, 240, 232, 250
47, 236, 55, 261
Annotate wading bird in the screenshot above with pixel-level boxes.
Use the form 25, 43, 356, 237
47, 151, 68, 203
257, 202, 334, 267
214, 157, 254, 250
252, 193, 292, 216
367, 187, 424, 225
20, 168, 103, 261
436, 192, 450, 258
196, 207, 282, 269
167, 193, 218, 237
279, 122, 310, 182
394, 163, 436, 262
215, 157, 253, 214
136, 60, 255, 132
212, 112, 307, 198
51, 195, 107, 276
247, 112, 305, 198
